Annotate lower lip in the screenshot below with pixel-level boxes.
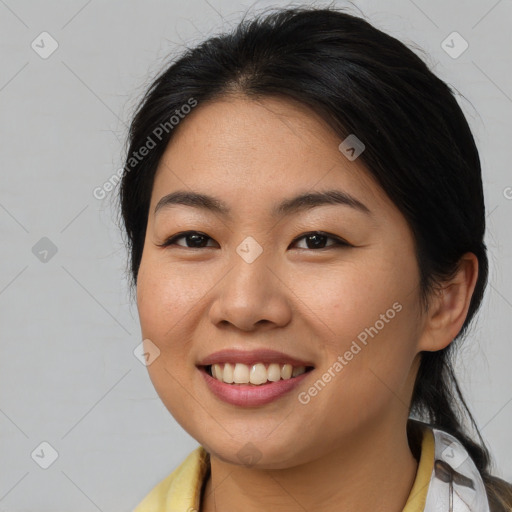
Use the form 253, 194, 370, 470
199, 366, 313, 407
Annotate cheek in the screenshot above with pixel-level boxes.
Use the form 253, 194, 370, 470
295, 256, 420, 405
136, 255, 199, 342
289, 254, 415, 342
136, 257, 197, 395
136, 257, 204, 429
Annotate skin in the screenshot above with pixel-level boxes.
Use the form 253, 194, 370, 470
136, 94, 478, 512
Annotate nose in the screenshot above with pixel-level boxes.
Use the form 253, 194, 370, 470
208, 245, 293, 332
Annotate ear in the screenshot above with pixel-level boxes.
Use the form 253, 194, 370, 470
417, 252, 479, 352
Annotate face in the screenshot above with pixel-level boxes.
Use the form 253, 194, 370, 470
136, 94, 427, 469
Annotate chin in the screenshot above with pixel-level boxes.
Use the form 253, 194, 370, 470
202, 436, 315, 470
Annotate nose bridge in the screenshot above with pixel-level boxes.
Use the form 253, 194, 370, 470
235, 235, 266, 266
209, 233, 291, 330
227, 233, 274, 300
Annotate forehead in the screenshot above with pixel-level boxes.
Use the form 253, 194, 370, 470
150, 95, 391, 219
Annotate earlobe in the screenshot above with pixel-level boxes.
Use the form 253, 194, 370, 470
417, 253, 479, 352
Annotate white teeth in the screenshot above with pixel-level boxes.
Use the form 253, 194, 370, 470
212, 363, 223, 381
250, 363, 267, 385
281, 363, 293, 380
209, 362, 309, 385
222, 363, 234, 383
267, 363, 281, 382
292, 366, 306, 377
233, 363, 250, 383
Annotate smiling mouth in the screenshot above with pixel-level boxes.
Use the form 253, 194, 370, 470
203, 363, 314, 386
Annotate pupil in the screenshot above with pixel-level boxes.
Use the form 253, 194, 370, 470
308, 234, 325, 249
189, 234, 206, 247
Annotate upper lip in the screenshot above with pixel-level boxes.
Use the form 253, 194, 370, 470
197, 349, 315, 368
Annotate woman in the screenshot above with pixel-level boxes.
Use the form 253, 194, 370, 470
118, 6, 512, 511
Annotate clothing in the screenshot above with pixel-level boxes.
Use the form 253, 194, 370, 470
134, 420, 490, 511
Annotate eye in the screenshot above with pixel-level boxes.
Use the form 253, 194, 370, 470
157, 231, 218, 249
158, 230, 350, 250
289, 231, 350, 250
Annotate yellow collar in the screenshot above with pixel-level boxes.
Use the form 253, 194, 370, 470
134, 424, 435, 512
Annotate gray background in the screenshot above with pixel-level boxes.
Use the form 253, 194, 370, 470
1, 0, 511, 511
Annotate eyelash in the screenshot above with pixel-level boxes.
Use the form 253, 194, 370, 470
157, 230, 351, 250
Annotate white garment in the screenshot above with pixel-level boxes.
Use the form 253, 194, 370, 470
424, 426, 490, 511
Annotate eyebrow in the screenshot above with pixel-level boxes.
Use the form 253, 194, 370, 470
154, 189, 372, 219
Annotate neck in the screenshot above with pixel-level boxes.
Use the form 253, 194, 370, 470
201, 417, 420, 512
